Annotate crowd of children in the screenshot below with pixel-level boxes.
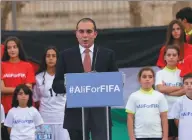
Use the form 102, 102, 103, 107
1, 37, 70, 140
126, 7, 192, 140
126, 66, 192, 140
1, 6, 192, 140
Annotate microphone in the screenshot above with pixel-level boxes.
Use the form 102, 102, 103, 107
91, 47, 99, 72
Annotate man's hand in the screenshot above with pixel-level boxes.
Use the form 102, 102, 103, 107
25, 83, 32, 90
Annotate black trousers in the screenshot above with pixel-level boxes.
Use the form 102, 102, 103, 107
68, 127, 112, 140
1, 113, 10, 140
67, 107, 112, 140
1, 125, 10, 140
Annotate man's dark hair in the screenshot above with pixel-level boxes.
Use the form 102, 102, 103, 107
176, 7, 192, 23
76, 18, 97, 31
12, 84, 33, 108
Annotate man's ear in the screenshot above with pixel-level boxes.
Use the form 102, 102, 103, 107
183, 18, 187, 23
94, 31, 98, 39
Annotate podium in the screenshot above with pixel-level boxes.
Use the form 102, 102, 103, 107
65, 72, 124, 140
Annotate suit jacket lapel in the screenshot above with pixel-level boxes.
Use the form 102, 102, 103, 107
91, 45, 98, 71
74, 47, 84, 72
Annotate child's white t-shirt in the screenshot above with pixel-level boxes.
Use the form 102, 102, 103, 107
4, 106, 44, 140
170, 95, 192, 140
125, 89, 168, 138
33, 72, 66, 124
155, 67, 183, 119
1, 104, 5, 123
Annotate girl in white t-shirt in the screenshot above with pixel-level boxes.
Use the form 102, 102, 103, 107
33, 46, 70, 140
4, 84, 44, 140
126, 67, 168, 140
155, 44, 185, 140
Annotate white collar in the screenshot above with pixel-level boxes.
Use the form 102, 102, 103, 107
79, 44, 94, 54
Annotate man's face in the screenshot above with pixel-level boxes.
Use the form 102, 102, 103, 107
178, 18, 187, 29
76, 21, 97, 48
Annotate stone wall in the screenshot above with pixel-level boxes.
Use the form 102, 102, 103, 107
3, 1, 192, 30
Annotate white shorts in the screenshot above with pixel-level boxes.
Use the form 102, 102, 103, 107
36, 124, 70, 140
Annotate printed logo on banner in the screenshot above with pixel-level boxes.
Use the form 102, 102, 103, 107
36, 125, 52, 140
65, 72, 124, 108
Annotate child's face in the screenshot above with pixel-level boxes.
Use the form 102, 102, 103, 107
46, 49, 57, 68
17, 89, 29, 107
184, 78, 192, 94
139, 70, 154, 89
172, 23, 181, 39
164, 48, 179, 67
7, 40, 19, 59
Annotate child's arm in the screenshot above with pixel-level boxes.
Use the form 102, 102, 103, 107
7, 127, 11, 134
4, 109, 13, 135
156, 84, 181, 95
1, 80, 15, 95
125, 94, 136, 140
170, 99, 181, 128
127, 113, 136, 140
174, 119, 179, 127
33, 108, 44, 127
155, 71, 181, 94
25, 83, 32, 90
32, 83, 41, 110
160, 112, 168, 140
159, 94, 169, 140
169, 87, 185, 96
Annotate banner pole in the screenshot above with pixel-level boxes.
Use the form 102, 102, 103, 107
82, 107, 86, 140
106, 106, 109, 140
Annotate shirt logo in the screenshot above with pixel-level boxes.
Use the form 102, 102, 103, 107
165, 82, 182, 87
3, 73, 26, 78
13, 119, 33, 124
137, 104, 159, 108
181, 112, 192, 117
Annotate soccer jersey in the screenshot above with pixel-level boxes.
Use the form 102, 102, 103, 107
1, 61, 35, 113
1, 104, 5, 123
4, 106, 43, 140
170, 95, 192, 140
156, 43, 192, 69
155, 67, 183, 119
33, 72, 66, 124
125, 89, 168, 138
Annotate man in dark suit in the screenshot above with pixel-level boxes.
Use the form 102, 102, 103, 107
52, 18, 118, 140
